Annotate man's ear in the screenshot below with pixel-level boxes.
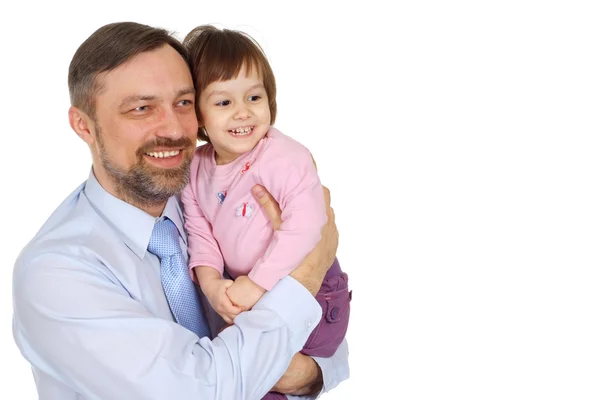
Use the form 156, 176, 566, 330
68, 106, 96, 146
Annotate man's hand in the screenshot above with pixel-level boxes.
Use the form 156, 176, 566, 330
226, 275, 266, 311
251, 185, 283, 230
272, 352, 323, 396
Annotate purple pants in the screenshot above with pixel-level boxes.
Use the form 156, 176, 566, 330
262, 257, 351, 399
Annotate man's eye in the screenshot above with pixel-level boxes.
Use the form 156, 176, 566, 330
178, 99, 193, 106
134, 105, 149, 112
216, 100, 231, 106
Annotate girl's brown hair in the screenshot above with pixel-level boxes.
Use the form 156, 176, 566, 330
183, 25, 277, 142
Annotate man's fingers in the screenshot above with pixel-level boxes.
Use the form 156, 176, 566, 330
252, 184, 282, 230
320, 184, 338, 267
322, 185, 331, 209
322, 185, 335, 227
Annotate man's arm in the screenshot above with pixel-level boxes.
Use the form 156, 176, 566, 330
273, 353, 323, 396
13, 253, 322, 400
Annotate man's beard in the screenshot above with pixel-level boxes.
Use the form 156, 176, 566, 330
96, 124, 194, 208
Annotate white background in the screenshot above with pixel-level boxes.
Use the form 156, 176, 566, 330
1, 0, 599, 399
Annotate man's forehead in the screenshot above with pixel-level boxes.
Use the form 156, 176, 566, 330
95, 76, 195, 107
95, 46, 194, 104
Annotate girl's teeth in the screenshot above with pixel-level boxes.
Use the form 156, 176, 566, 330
230, 127, 252, 136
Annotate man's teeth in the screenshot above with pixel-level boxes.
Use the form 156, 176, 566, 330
146, 150, 180, 158
229, 127, 252, 136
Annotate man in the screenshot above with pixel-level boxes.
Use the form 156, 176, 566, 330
12, 22, 348, 399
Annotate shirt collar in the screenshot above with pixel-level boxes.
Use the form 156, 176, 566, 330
83, 168, 187, 260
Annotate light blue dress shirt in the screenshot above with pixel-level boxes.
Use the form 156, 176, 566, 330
12, 170, 349, 399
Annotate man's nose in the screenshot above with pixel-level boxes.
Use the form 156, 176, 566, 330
156, 107, 185, 139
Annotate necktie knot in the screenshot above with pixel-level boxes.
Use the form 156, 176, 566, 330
148, 218, 181, 259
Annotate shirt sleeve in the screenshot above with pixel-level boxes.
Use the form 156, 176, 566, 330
13, 254, 322, 400
248, 143, 327, 290
181, 158, 224, 281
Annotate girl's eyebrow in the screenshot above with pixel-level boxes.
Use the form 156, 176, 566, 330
206, 83, 265, 99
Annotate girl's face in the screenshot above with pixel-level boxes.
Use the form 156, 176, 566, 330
199, 66, 271, 165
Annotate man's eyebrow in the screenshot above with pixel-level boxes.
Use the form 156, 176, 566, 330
119, 87, 195, 108
119, 95, 156, 108
176, 87, 196, 98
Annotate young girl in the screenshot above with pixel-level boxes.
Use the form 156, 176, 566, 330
181, 26, 350, 397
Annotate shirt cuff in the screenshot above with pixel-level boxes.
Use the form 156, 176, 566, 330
315, 338, 350, 394
254, 276, 321, 349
